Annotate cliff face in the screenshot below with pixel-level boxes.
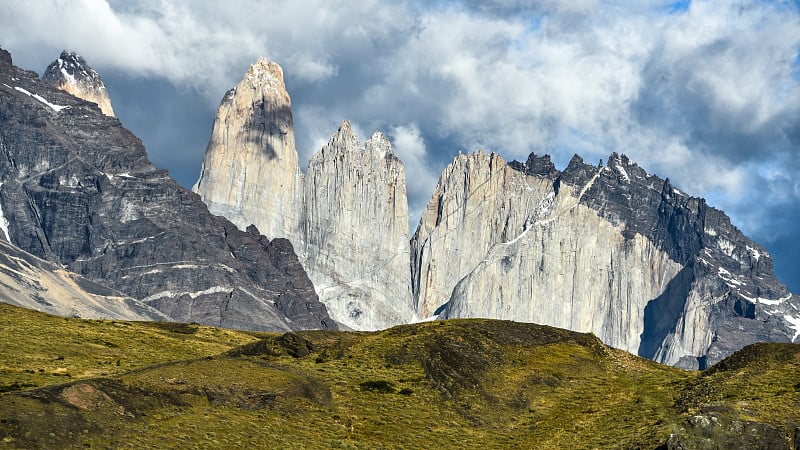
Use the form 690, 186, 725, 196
5, 45, 795, 366
191, 56, 797, 363
42, 51, 115, 117
0, 48, 334, 331
193, 58, 303, 242
415, 152, 799, 369
193, 61, 414, 330
410, 151, 545, 318
302, 123, 413, 329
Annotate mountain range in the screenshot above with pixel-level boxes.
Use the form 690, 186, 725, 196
0, 46, 797, 370
0, 47, 333, 331
193, 52, 800, 369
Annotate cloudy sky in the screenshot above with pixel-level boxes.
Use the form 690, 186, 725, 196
1, 0, 799, 291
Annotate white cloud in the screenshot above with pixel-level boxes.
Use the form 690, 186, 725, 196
293, 104, 343, 165
389, 123, 438, 222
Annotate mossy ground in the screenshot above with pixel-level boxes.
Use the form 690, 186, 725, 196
679, 342, 800, 427
1, 304, 798, 449
0, 303, 262, 392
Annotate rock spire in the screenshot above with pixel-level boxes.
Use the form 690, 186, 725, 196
0, 48, 334, 331
43, 50, 115, 117
192, 56, 798, 366
193, 57, 303, 243
302, 123, 414, 329
194, 60, 414, 330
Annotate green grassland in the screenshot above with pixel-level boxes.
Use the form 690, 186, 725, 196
1, 303, 798, 449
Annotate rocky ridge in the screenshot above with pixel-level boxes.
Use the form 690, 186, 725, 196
42, 51, 115, 117
190, 55, 798, 366
415, 152, 799, 368
0, 234, 166, 321
0, 47, 334, 331
4, 45, 795, 367
194, 61, 414, 330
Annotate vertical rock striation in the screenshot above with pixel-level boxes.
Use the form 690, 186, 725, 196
43, 51, 115, 117
410, 151, 541, 317
193, 58, 302, 242
9, 46, 796, 366
190, 55, 797, 365
193, 60, 414, 330
414, 152, 799, 369
302, 123, 413, 329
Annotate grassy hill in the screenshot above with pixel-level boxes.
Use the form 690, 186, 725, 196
1, 303, 798, 449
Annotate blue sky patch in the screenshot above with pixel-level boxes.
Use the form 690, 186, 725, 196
666, 0, 691, 14
525, 16, 543, 34
794, 51, 800, 80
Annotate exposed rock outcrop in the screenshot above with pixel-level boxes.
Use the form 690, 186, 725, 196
43, 51, 115, 117
0, 48, 11, 68
302, 123, 413, 329
664, 414, 790, 449
411, 151, 546, 318
0, 237, 167, 321
191, 57, 797, 362
5, 45, 796, 367
193, 58, 302, 242
194, 60, 414, 330
0, 47, 334, 331
414, 152, 799, 368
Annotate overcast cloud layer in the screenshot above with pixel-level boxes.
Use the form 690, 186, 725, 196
1, 0, 799, 290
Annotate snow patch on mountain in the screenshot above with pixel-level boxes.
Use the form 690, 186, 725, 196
0, 183, 9, 241
142, 286, 233, 302
615, 163, 630, 182
785, 314, 800, 342
13, 86, 70, 112
746, 245, 761, 262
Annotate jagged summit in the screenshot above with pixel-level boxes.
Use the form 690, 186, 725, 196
0, 47, 334, 332
508, 152, 559, 178
366, 131, 394, 159
243, 57, 285, 90
323, 120, 360, 153
42, 50, 115, 117
194, 58, 415, 330
510, 151, 788, 301
318, 123, 394, 160
44, 51, 98, 84
416, 149, 798, 368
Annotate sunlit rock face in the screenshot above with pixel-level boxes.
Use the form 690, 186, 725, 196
194, 61, 414, 331
413, 152, 800, 369
410, 151, 543, 319
193, 58, 303, 244
43, 50, 115, 117
191, 56, 798, 365
302, 123, 414, 330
